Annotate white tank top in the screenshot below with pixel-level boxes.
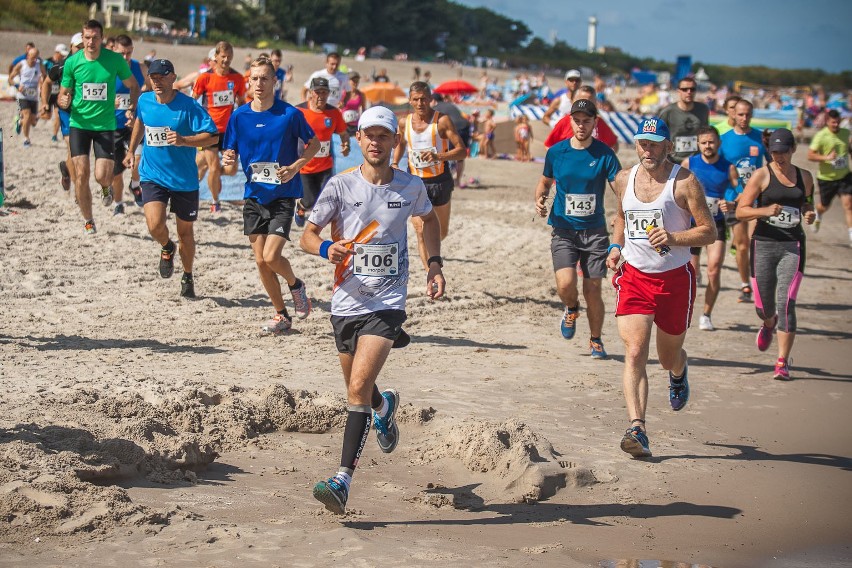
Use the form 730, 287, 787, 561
558, 93, 572, 116
16, 59, 41, 101
404, 112, 447, 178
622, 164, 692, 273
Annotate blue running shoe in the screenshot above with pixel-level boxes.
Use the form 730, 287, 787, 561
14, 112, 22, 135
294, 207, 306, 228
620, 426, 652, 458
374, 389, 400, 453
589, 338, 607, 359
313, 476, 348, 514
669, 363, 689, 411
560, 308, 578, 339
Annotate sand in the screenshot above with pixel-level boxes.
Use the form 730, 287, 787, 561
1, 32, 851, 568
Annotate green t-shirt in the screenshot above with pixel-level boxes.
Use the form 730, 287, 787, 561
809, 126, 850, 181
61, 48, 132, 131
713, 119, 734, 135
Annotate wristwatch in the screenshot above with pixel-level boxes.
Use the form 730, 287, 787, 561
427, 255, 443, 268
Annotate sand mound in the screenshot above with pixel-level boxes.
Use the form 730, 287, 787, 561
0, 383, 347, 541
413, 418, 596, 505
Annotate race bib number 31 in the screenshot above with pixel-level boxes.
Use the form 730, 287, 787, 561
625, 209, 664, 239
353, 243, 399, 277
145, 126, 171, 147
250, 162, 280, 184
565, 193, 596, 217
82, 82, 108, 101
766, 206, 801, 229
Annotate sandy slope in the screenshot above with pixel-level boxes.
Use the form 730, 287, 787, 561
1, 32, 851, 568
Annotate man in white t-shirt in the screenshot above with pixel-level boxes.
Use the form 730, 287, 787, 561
300, 51, 348, 107
300, 106, 446, 515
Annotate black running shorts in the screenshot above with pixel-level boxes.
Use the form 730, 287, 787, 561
140, 182, 200, 222
330, 309, 408, 354
243, 197, 296, 238
69, 127, 115, 160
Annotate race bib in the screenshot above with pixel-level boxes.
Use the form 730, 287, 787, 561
564, 193, 596, 217
212, 89, 234, 107
353, 243, 399, 277
82, 82, 108, 101
766, 206, 800, 229
274, 79, 282, 92
831, 155, 848, 170
674, 135, 698, 153
706, 197, 721, 216
329, 87, 341, 102
315, 140, 332, 158
250, 162, 280, 184
736, 160, 757, 184
50, 83, 60, 95
21, 86, 38, 99
116, 93, 131, 110
342, 109, 360, 124
625, 209, 664, 240
410, 147, 438, 170
145, 126, 171, 147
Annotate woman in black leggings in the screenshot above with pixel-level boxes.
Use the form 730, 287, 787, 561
736, 128, 816, 380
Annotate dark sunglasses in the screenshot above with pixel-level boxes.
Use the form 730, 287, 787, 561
679, 87, 696, 92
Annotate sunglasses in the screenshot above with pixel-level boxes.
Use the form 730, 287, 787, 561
679, 87, 696, 92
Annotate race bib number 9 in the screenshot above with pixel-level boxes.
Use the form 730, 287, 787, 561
625, 209, 664, 239
250, 162, 280, 184
766, 206, 800, 228
145, 126, 171, 147
116, 93, 131, 110
674, 135, 698, 154
342, 109, 360, 124
82, 82, 108, 101
565, 193, 596, 217
315, 140, 332, 158
212, 89, 234, 107
410, 147, 438, 170
706, 197, 721, 216
353, 243, 399, 277
832, 155, 848, 170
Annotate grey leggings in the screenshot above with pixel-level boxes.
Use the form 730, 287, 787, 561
750, 239, 805, 333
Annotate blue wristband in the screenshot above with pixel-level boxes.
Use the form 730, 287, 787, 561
319, 240, 333, 259
607, 243, 623, 254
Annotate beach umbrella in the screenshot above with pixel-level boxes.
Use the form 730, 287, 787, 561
362, 83, 406, 103
433, 80, 478, 96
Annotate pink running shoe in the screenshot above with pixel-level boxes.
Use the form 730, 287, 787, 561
756, 318, 777, 352
773, 358, 791, 381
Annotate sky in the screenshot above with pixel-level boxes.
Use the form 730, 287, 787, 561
454, 0, 851, 73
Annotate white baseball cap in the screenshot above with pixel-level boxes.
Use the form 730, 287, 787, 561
70, 33, 83, 48
358, 106, 398, 133
565, 69, 582, 80
55, 43, 69, 57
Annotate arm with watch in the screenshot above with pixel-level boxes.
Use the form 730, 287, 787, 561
419, 209, 446, 300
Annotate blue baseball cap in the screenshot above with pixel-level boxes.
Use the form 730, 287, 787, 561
634, 117, 670, 142
148, 59, 175, 76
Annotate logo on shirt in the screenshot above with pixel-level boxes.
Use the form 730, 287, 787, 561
353, 201, 363, 207
324, 117, 332, 128
387, 202, 402, 209
256, 123, 265, 128
589, 160, 598, 167
749, 145, 759, 157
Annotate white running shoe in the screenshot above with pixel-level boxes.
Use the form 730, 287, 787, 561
698, 314, 714, 331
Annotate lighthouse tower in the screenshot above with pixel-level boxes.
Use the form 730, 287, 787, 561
587, 16, 598, 53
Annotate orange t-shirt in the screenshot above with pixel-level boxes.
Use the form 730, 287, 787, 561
297, 103, 347, 174
192, 69, 247, 133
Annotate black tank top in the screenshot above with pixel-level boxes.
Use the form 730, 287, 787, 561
753, 164, 806, 242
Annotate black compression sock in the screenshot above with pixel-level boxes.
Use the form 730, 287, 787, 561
288, 278, 302, 291
371, 385, 383, 409
340, 407, 371, 472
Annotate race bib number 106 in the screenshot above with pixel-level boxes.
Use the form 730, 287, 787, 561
353, 243, 399, 277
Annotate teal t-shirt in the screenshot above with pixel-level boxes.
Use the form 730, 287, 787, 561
61, 48, 132, 131
809, 126, 850, 181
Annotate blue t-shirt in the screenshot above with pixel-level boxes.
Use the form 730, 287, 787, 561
137, 91, 218, 191
543, 138, 621, 230
720, 128, 765, 193
115, 59, 145, 129
222, 99, 315, 204
274, 67, 286, 101
688, 154, 733, 221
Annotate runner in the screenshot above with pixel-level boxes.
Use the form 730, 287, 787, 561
7, 41, 36, 74
735, 128, 816, 380
192, 41, 246, 213
659, 76, 710, 163
44, 34, 82, 193
109, 35, 146, 215
392, 81, 466, 268
715, 94, 741, 136
720, 99, 766, 302
807, 109, 852, 244
341, 72, 367, 136
431, 93, 472, 187
124, 59, 218, 297
544, 85, 620, 152
8, 47, 43, 147
542, 69, 582, 127
294, 77, 350, 227
534, 99, 621, 358
58, 20, 140, 234
300, 105, 446, 515
682, 126, 739, 331
42, 43, 67, 142
270, 49, 290, 101
221, 56, 320, 333
301, 52, 348, 108
607, 117, 716, 457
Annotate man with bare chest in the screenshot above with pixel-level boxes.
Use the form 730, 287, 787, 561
606, 117, 716, 458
